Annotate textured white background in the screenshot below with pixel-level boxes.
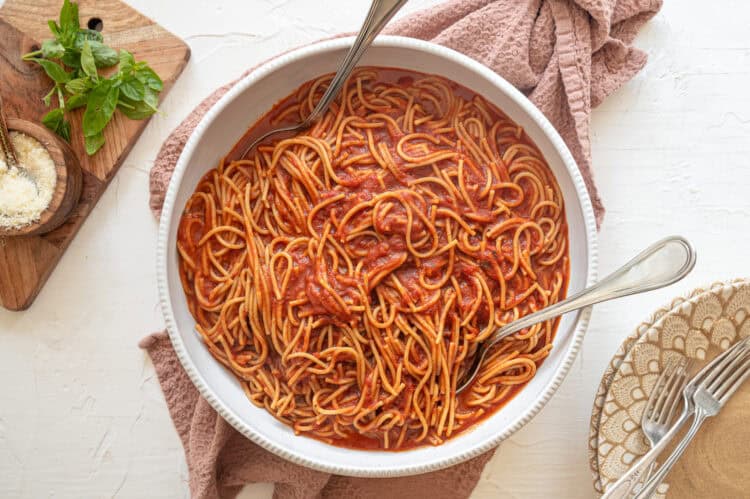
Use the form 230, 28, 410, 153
1, 0, 748, 497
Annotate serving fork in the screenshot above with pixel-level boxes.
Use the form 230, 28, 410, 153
632, 360, 690, 494
603, 337, 750, 498
634, 341, 750, 498
457, 236, 696, 392
240, 0, 408, 158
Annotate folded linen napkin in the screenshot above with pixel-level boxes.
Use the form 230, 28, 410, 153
141, 1, 661, 497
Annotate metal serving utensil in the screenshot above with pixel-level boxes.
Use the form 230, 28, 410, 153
603, 336, 750, 499
0, 93, 37, 192
631, 359, 690, 496
239, 0, 408, 159
456, 236, 696, 393
634, 343, 750, 499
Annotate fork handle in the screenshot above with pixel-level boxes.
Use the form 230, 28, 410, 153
601, 411, 691, 499
304, 0, 408, 126
638, 461, 658, 493
633, 412, 707, 499
489, 236, 696, 343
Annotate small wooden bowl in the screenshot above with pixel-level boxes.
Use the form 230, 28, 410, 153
0, 118, 82, 237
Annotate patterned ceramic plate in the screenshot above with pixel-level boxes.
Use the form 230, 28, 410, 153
589, 278, 750, 497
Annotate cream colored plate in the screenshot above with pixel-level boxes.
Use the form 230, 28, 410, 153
589, 278, 750, 497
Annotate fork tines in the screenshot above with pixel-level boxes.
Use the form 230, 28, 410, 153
643, 359, 689, 427
696, 338, 750, 404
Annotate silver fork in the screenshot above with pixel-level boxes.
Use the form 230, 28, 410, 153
457, 237, 696, 392
602, 337, 750, 498
239, 0, 408, 158
634, 341, 750, 498
634, 360, 690, 494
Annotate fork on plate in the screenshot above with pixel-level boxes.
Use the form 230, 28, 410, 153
603, 337, 750, 499
634, 359, 690, 494
634, 340, 750, 498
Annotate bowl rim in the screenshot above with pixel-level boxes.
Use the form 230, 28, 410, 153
157, 35, 599, 477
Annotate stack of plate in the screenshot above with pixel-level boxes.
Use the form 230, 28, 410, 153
588, 278, 750, 498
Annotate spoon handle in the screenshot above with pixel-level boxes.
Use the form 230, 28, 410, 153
0, 93, 20, 169
303, 0, 408, 126
490, 236, 696, 343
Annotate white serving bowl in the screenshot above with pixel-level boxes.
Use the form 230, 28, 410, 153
157, 36, 598, 477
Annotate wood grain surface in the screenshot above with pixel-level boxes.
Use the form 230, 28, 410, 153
0, 0, 189, 310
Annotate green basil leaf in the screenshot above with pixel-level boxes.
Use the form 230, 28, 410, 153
72, 34, 116, 67
42, 108, 64, 128
48, 20, 62, 41
119, 77, 145, 101
59, 0, 80, 46
117, 97, 155, 120
42, 86, 55, 107
80, 40, 98, 80
61, 48, 81, 69
66, 93, 87, 111
60, 119, 72, 142
35, 59, 71, 83
89, 42, 118, 68
143, 87, 159, 110
59, 0, 79, 30
76, 28, 103, 44
85, 131, 105, 156
135, 66, 163, 92
119, 50, 135, 74
65, 77, 91, 94
41, 108, 71, 142
41, 39, 65, 59
82, 80, 119, 136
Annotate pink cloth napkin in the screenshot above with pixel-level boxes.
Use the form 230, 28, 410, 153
142, 1, 661, 498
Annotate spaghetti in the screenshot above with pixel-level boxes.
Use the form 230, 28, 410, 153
177, 68, 569, 450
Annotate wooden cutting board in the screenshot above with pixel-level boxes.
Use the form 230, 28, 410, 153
0, 0, 190, 310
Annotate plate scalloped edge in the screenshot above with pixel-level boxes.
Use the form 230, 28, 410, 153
588, 277, 750, 495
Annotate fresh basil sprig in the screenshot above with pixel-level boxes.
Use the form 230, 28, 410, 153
22, 0, 163, 155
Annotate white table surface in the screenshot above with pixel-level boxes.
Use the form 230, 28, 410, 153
1, 0, 747, 497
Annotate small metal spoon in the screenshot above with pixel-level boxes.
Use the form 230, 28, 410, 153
0, 93, 38, 192
456, 236, 697, 393
240, 0, 408, 158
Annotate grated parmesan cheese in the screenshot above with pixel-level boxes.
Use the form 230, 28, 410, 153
0, 132, 57, 229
